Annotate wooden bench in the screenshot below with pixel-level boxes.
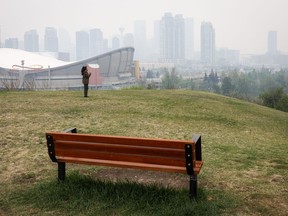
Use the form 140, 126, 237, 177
46, 128, 203, 199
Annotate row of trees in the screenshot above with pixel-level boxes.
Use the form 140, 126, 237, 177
203, 68, 288, 112
154, 68, 288, 112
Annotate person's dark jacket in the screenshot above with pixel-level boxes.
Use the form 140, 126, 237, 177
82, 70, 91, 85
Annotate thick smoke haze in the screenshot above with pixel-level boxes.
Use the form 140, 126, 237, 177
1, 0, 288, 54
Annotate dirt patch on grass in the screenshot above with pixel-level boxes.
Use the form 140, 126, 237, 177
86, 167, 189, 189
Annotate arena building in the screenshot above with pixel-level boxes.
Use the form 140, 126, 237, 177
0, 47, 135, 90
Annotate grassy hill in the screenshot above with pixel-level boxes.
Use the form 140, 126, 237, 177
0, 89, 287, 215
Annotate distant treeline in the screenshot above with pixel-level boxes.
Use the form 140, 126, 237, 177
212, 68, 288, 112
157, 67, 288, 112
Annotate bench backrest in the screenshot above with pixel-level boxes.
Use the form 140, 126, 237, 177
46, 131, 202, 175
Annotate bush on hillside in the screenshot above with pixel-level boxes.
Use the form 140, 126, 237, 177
259, 87, 288, 112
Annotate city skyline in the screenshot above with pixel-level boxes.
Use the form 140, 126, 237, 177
1, 17, 284, 65
0, 17, 285, 58
1, 0, 288, 55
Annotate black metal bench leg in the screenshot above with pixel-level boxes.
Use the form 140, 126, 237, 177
189, 175, 197, 200
58, 162, 66, 181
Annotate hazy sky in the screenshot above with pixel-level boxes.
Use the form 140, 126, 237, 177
1, 0, 288, 54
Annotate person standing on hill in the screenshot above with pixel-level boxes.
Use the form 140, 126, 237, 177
81, 66, 91, 97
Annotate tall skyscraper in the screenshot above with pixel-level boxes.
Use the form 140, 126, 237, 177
159, 13, 185, 63
160, 12, 174, 61
44, 27, 58, 52
174, 14, 185, 60
134, 20, 147, 61
152, 20, 161, 59
24, 30, 39, 52
268, 31, 277, 55
76, 31, 89, 60
90, 28, 104, 56
185, 17, 194, 60
201, 22, 215, 65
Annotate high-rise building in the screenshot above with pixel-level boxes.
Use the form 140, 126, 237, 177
76, 31, 89, 60
201, 22, 215, 65
90, 28, 104, 56
185, 17, 194, 60
24, 30, 39, 52
159, 13, 185, 63
44, 27, 58, 52
174, 14, 185, 60
5, 38, 18, 49
152, 20, 161, 59
268, 31, 277, 55
160, 13, 174, 61
134, 20, 147, 61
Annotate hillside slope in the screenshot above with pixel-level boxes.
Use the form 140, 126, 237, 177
0, 90, 287, 215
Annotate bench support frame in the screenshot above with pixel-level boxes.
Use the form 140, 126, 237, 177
47, 128, 77, 182
58, 162, 66, 181
185, 134, 201, 199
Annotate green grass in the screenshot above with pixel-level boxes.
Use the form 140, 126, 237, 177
0, 89, 287, 215
3, 171, 235, 216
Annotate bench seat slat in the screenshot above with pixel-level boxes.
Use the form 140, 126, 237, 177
55, 148, 186, 167
55, 140, 188, 159
48, 132, 194, 149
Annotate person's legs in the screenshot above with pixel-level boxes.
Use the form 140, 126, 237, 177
84, 84, 88, 97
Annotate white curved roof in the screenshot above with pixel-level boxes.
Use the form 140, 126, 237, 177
0, 48, 70, 70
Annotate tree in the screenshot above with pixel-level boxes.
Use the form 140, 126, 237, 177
259, 87, 288, 112
276, 95, 288, 112
204, 72, 208, 81
212, 84, 221, 93
161, 68, 181, 89
221, 77, 233, 95
146, 70, 154, 78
